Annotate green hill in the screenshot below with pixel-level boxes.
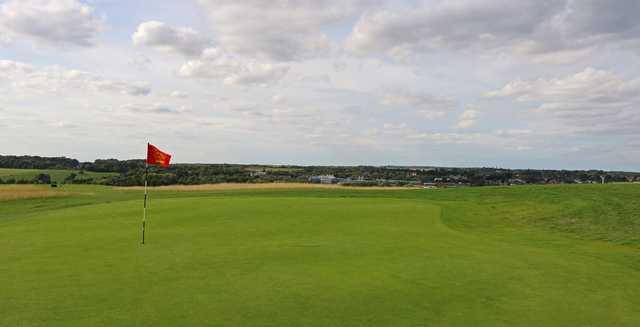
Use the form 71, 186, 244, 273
1, 184, 639, 326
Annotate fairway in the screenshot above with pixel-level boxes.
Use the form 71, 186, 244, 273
1, 184, 639, 326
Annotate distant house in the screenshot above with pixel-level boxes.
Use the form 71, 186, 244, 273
250, 170, 267, 177
337, 178, 353, 185
309, 175, 338, 184
423, 182, 437, 189
509, 178, 526, 185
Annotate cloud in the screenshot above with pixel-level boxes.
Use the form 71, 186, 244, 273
456, 109, 479, 129
487, 67, 640, 135
381, 91, 456, 119
0, 0, 104, 47
2, 0, 639, 169
123, 103, 188, 114
382, 122, 407, 132
272, 95, 285, 104
223, 62, 289, 86
495, 129, 533, 136
179, 48, 289, 86
132, 21, 210, 57
346, 0, 640, 60
0, 60, 150, 96
51, 121, 79, 129
128, 54, 152, 71
406, 132, 483, 144
196, 0, 381, 61
170, 91, 188, 99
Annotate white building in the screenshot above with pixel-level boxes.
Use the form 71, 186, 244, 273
310, 175, 338, 184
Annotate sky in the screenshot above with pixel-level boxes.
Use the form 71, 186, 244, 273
1, 0, 639, 170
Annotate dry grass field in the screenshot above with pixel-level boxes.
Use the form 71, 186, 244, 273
0, 185, 68, 201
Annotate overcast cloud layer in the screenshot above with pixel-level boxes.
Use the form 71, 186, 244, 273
1, 0, 639, 170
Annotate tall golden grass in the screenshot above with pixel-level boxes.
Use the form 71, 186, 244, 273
0, 185, 67, 201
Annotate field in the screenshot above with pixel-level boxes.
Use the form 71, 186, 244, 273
0, 168, 117, 183
1, 184, 639, 326
120, 182, 411, 191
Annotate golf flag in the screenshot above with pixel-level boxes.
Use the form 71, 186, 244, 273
147, 143, 172, 168
142, 143, 171, 245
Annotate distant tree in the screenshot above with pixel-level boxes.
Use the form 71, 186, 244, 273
64, 173, 77, 184
33, 173, 51, 184
0, 155, 79, 169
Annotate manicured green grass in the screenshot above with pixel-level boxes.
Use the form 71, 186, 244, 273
0, 168, 116, 183
1, 184, 639, 326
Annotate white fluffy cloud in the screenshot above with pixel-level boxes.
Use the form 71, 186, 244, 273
131, 20, 292, 87
196, 0, 381, 61
170, 91, 188, 99
179, 48, 289, 86
346, 0, 640, 60
132, 21, 210, 57
0, 0, 104, 47
487, 67, 640, 135
0, 60, 150, 96
456, 109, 479, 129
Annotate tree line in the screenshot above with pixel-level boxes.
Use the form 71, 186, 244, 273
0, 155, 638, 187
0, 155, 79, 170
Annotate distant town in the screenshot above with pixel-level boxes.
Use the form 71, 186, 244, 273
1, 155, 638, 187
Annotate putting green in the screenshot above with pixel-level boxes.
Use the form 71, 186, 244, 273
1, 185, 639, 326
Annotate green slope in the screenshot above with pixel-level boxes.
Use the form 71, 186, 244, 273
0, 184, 639, 326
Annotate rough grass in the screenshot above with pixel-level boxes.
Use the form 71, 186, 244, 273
0, 185, 68, 201
1, 184, 639, 326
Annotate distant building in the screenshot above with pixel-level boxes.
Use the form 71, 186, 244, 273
309, 175, 338, 184
423, 182, 437, 189
337, 178, 353, 185
509, 178, 526, 185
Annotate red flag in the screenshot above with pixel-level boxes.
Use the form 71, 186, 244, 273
147, 143, 172, 168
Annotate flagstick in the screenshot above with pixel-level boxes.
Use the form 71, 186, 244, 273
142, 163, 148, 245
